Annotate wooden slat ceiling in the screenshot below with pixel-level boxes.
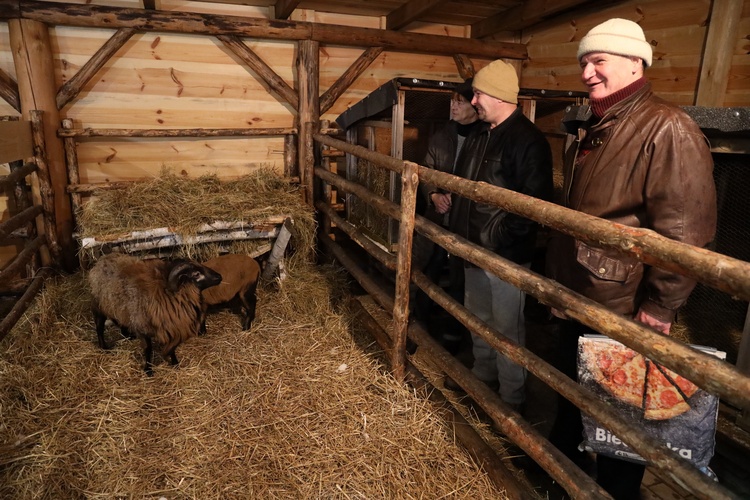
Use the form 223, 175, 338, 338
165, 0, 605, 38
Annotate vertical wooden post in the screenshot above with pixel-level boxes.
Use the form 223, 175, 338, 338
61, 119, 82, 216
283, 133, 297, 179
10, 19, 76, 270
737, 306, 750, 430
297, 39, 319, 205
10, 159, 40, 275
29, 110, 59, 265
391, 161, 419, 381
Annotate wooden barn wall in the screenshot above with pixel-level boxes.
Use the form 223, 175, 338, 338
1, 0, 750, 271
519, 0, 750, 107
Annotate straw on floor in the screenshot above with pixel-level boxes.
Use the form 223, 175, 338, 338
0, 259, 508, 499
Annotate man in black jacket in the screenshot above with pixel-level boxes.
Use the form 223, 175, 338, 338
449, 60, 553, 411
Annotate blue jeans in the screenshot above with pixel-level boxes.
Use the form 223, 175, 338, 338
464, 265, 529, 404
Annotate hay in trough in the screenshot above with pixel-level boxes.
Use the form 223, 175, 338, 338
0, 259, 508, 499
76, 168, 316, 263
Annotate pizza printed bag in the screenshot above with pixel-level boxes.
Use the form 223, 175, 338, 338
577, 335, 725, 469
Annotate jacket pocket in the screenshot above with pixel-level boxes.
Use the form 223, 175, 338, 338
575, 241, 634, 282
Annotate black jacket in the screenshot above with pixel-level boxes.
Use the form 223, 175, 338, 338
449, 108, 553, 264
420, 120, 481, 223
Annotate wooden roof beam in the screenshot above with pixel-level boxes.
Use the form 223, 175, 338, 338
320, 47, 383, 114
385, 0, 448, 31
273, 0, 301, 20
471, 0, 594, 38
2, 1, 526, 60
696, 0, 743, 106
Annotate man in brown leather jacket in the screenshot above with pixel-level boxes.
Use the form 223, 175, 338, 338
546, 18, 717, 499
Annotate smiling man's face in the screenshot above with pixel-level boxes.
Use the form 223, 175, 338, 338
579, 52, 643, 100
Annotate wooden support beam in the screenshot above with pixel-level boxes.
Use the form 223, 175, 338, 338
56, 28, 135, 110
391, 161, 418, 381
320, 47, 383, 114
10, 19, 73, 269
273, 0, 301, 20
0, 68, 20, 113
3, 1, 526, 60
29, 110, 59, 266
696, 0, 743, 106
0, 162, 36, 190
453, 54, 474, 79
471, 0, 593, 38
143, 0, 156, 9
283, 133, 297, 178
297, 39, 319, 205
385, 0, 447, 31
0, 205, 43, 242
217, 34, 299, 109
61, 119, 82, 216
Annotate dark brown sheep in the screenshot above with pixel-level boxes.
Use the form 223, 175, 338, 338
200, 254, 261, 332
88, 253, 222, 375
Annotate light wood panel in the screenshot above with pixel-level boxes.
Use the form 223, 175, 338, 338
75, 137, 285, 183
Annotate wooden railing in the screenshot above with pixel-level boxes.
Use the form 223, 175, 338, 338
0, 112, 57, 341
313, 132, 750, 500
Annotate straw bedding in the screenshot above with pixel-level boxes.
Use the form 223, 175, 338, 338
0, 260, 508, 499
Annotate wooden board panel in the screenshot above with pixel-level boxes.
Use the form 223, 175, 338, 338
75, 136, 285, 183
0, 121, 32, 164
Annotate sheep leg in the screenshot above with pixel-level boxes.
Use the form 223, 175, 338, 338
240, 281, 258, 331
93, 307, 109, 350
166, 348, 179, 366
142, 336, 155, 377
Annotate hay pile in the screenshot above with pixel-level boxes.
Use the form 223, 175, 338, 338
0, 260, 508, 499
76, 168, 317, 263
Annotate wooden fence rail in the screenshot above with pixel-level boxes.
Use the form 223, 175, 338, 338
312, 134, 750, 500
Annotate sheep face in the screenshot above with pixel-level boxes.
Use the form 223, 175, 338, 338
167, 260, 222, 293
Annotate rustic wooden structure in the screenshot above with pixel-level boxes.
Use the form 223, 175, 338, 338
1, 1, 750, 498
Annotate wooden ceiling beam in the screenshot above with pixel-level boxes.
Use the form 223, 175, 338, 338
274, 0, 300, 20
471, 0, 593, 38
385, 0, 448, 31
2, 1, 526, 60
320, 47, 383, 114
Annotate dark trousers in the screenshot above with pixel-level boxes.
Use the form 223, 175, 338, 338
548, 319, 646, 500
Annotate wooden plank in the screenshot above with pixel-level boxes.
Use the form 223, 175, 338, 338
696, 0, 743, 106
0, 120, 33, 164
56, 28, 136, 110
453, 54, 474, 79
274, 0, 301, 20
385, 0, 448, 31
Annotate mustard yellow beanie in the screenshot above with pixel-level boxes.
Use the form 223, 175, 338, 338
472, 59, 519, 104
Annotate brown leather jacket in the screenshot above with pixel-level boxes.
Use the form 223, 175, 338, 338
547, 83, 717, 322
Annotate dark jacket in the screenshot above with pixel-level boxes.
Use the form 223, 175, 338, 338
421, 120, 481, 223
449, 108, 554, 264
546, 83, 717, 322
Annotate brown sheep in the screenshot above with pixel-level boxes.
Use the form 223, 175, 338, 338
200, 254, 261, 332
88, 253, 222, 375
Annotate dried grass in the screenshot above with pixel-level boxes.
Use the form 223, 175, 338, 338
76, 168, 317, 264
0, 260, 508, 499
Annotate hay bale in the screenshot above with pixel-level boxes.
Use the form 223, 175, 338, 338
76, 168, 316, 264
0, 260, 508, 499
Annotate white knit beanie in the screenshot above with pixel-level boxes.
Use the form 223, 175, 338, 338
472, 59, 519, 104
577, 18, 653, 67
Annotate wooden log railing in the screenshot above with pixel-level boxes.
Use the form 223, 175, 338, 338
312, 134, 750, 500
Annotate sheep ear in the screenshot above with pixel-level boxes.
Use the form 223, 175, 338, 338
167, 262, 197, 292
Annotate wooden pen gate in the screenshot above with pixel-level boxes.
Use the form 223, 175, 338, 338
312, 129, 750, 500
0, 113, 57, 341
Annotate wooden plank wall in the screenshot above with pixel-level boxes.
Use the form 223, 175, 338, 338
0, 0, 749, 270
520, 0, 750, 107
